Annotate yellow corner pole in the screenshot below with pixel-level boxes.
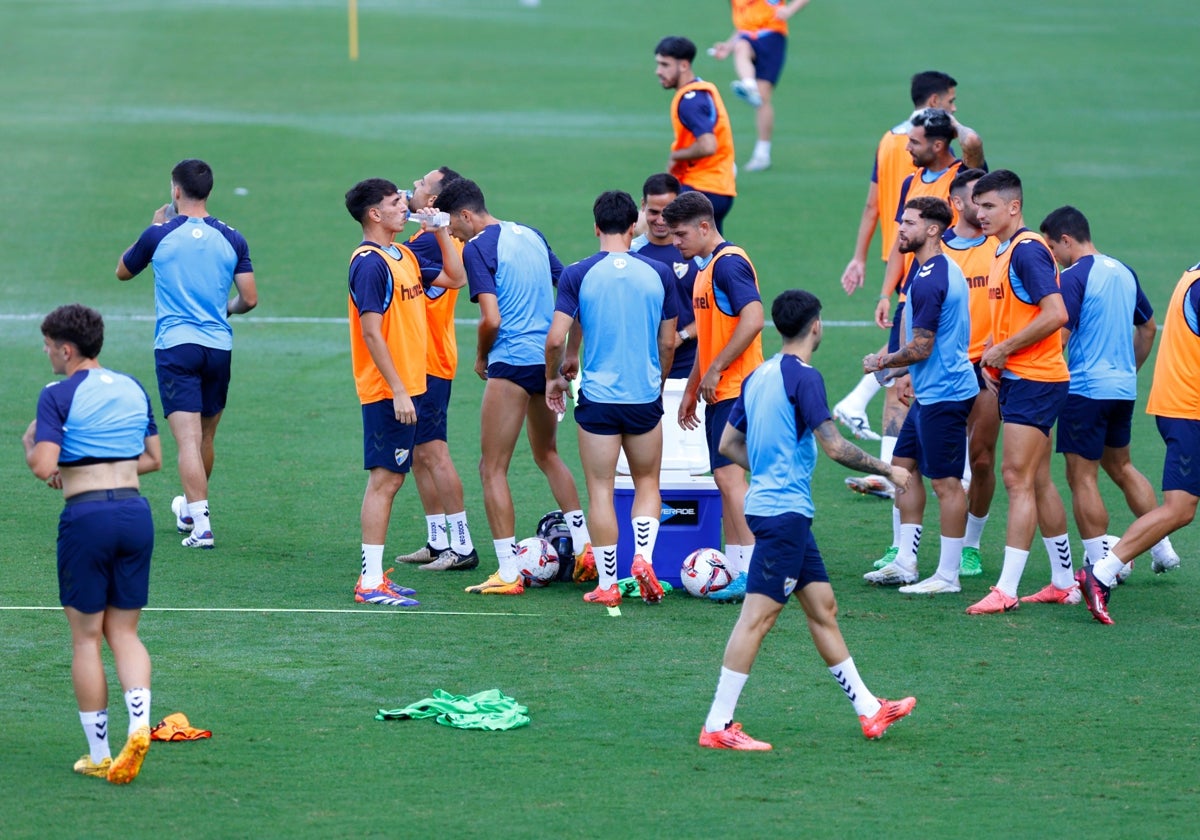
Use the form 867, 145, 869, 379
349, 0, 359, 61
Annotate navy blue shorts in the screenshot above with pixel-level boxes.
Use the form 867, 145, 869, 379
362, 398, 419, 472
1157, 416, 1200, 496
58, 494, 154, 613
705, 398, 737, 471
893, 396, 974, 479
415, 375, 452, 446
681, 185, 735, 235
745, 512, 829, 604
998, 378, 1068, 435
888, 301, 906, 353
1056, 395, 1134, 459
575, 391, 663, 436
155, 344, 232, 417
487, 362, 545, 396
739, 30, 787, 85
973, 361, 990, 392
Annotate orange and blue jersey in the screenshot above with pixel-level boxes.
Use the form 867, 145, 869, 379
872, 119, 918, 261
693, 242, 763, 402
1146, 263, 1200, 421
732, 0, 790, 36
670, 79, 737, 198
406, 230, 463, 380
348, 242, 429, 405
905, 253, 978, 404
987, 229, 1068, 383
942, 229, 996, 362
894, 161, 965, 287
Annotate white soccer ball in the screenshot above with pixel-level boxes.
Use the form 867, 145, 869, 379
681, 548, 734, 598
517, 537, 559, 587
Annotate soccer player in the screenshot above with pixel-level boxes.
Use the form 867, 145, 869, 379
944, 168, 1000, 578
631, 172, 698, 380
116, 158, 257, 550
1077, 261, 1200, 624
861, 197, 977, 594
663, 190, 763, 597
1039, 206, 1178, 577
698, 290, 915, 750
545, 190, 678, 607
23, 304, 161, 784
708, 0, 812, 172
391, 166, 481, 572
654, 36, 737, 234
344, 177, 465, 607
437, 177, 595, 595
966, 170, 1075, 615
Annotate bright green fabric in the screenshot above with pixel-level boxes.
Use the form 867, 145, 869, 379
376, 689, 529, 730
616, 577, 674, 597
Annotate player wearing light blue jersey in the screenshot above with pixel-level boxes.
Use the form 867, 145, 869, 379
864, 197, 977, 595
439, 178, 594, 595
1040, 206, 1178, 575
698, 289, 914, 751
117, 159, 257, 550
23, 305, 162, 784
547, 191, 678, 608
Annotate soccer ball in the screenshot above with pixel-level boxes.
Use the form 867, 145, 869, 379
681, 548, 734, 598
517, 537, 559, 587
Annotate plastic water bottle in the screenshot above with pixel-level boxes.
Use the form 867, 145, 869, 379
409, 211, 450, 229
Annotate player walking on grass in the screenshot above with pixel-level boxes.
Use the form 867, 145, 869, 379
344, 178, 465, 607
545, 191, 678, 607
699, 290, 915, 750
862, 197, 977, 595
116, 158, 257, 550
1039, 206, 1179, 580
965, 170, 1075, 615
1076, 261, 1200, 625
437, 178, 596, 596
23, 305, 161, 784
663, 191, 764, 599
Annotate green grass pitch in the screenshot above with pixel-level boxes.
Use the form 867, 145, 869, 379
3, 0, 1200, 837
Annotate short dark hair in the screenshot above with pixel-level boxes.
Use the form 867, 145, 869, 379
1040, 205, 1092, 243
772, 290, 822, 341
973, 169, 1023, 202
41, 303, 104, 359
910, 71, 957, 107
435, 166, 463, 192
661, 191, 713, 227
655, 36, 696, 62
593, 190, 639, 234
950, 167, 987, 196
345, 178, 399, 224
905, 196, 953, 234
437, 177, 487, 216
641, 172, 681, 200
912, 108, 957, 144
172, 159, 214, 201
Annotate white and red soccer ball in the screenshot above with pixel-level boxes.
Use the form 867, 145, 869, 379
680, 548, 734, 598
517, 537, 560, 587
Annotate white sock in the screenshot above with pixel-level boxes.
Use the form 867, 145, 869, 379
1150, 536, 1176, 563
935, 535, 964, 583
1082, 536, 1108, 564
753, 139, 771, 159
896, 524, 921, 570
705, 666, 749, 732
427, 515, 449, 551
565, 509, 591, 555
80, 709, 110, 763
597, 545, 618, 589
741, 543, 755, 575
741, 75, 758, 90
1044, 534, 1074, 589
188, 499, 211, 536
840, 374, 882, 415
724, 544, 745, 576
891, 505, 902, 549
1094, 551, 1125, 587
964, 512, 988, 549
494, 538, 520, 583
633, 516, 660, 564
996, 546, 1030, 598
447, 511, 474, 553
125, 687, 151, 734
360, 544, 384, 588
880, 435, 897, 466
829, 657, 880, 718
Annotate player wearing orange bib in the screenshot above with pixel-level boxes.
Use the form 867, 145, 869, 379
664, 191, 764, 594
966, 170, 1075, 616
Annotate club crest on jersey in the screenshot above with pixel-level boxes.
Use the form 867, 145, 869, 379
673, 262, 688, 279
394, 448, 410, 466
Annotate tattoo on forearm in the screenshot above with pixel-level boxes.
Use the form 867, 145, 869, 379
833, 439, 890, 475
886, 328, 935, 366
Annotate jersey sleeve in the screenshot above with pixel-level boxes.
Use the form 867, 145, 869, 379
712, 253, 761, 315
224, 225, 254, 274
677, 89, 718, 136
554, 263, 582, 317
348, 250, 392, 316
1010, 240, 1061, 304
1130, 269, 1154, 325
784, 361, 832, 436
1185, 275, 1200, 337
1059, 263, 1085, 332
894, 175, 915, 223
463, 238, 497, 302
728, 383, 750, 434
34, 384, 69, 447
909, 263, 948, 333
120, 222, 173, 277
405, 231, 445, 287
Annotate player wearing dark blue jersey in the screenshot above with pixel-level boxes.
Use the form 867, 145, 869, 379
547, 191, 678, 608
864, 198, 977, 595
116, 159, 257, 550
23, 305, 162, 784
1039, 206, 1178, 577
698, 290, 915, 751
439, 178, 594, 595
